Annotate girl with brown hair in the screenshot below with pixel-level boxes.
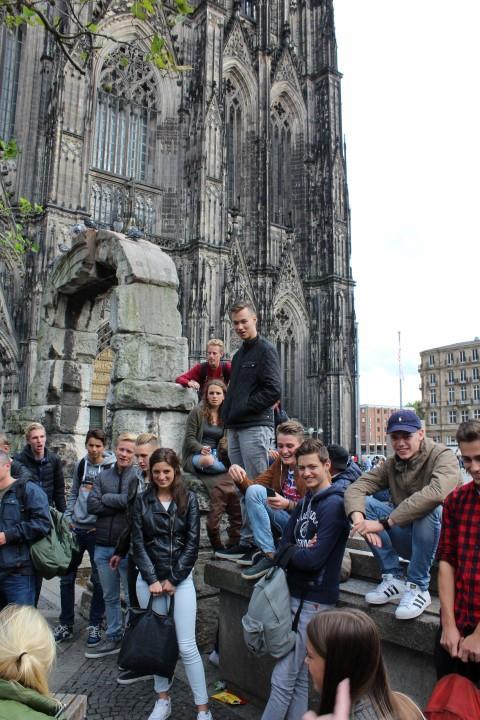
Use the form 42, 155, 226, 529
305, 608, 424, 720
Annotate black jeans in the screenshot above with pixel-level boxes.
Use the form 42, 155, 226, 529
60, 529, 105, 626
434, 626, 480, 685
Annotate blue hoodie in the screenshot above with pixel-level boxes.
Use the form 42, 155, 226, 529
278, 482, 349, 605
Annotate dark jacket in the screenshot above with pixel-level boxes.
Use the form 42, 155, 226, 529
132, 486, 200, 587
278, 483, 350, 605
331, 460, 362, 493
0, 479, 51, 574
87, 463, 138, 547
10, 459, 33, 483
222, 335, 281, 429
113, 468, 145, 558
14, 445, 66, 512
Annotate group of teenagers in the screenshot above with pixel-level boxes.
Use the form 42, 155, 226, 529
1, 301, 480, 720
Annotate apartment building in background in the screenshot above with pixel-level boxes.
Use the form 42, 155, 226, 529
360, 405, 400, 455
419, 338, 480, 447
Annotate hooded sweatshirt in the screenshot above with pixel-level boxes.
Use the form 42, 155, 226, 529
331, 459, 362, 493
278, 482, 349, 605
64, 450, 116, 529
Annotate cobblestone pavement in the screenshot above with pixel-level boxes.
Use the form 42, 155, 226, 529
40, 578, 262, 720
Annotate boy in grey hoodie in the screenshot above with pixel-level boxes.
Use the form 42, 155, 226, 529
53, 429, 115, 647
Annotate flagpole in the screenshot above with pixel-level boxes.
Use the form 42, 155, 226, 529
398, 331, 403, 409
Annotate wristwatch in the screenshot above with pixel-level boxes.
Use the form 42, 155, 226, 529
379, 516, 390, 530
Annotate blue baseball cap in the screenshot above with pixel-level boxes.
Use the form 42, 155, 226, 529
386, 410, 422, 434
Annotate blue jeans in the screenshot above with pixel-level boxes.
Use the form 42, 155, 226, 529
364, 496, 442, 591
262, 598, 333, 720
245, 484, 290, 554
192, 454, 227, 474
136, 574, 208, 705
0, 573, 36, 609
228, 426, 274, 546
60, 529, 105, 627
94, 545, 129, 641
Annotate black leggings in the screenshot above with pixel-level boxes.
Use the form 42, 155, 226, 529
434, 626, 480, 685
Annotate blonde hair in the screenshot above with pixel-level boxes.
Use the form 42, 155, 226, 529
136, 433, 159, 448
207, 338, 224, 352
0, 605, 56, 696
24, 422, 45, 440
117, 432, 137, 445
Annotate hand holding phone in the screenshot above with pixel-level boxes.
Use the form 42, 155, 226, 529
265, 487, 276, 498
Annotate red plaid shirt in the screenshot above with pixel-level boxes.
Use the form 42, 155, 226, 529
436, 480, 480, 633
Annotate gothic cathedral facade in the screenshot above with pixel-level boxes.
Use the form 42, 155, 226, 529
0, 0, 357, 448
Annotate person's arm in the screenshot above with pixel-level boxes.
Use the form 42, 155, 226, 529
10, 459, 34, 483
246, 344, 281, 414
3, 483, 51, 544
169, 493, 200, 585
175, 364, 203, 389
87, 474, 113, 516
287, 497, 348, 573
101, 477, 130, 510
344, 464, 389, 519
438, 560, 462, 658
131, 495, 158, 585
183, 408, 204, 455
64, 461, 81, 523
390, 449, 461, 526
53, 456, 66, 512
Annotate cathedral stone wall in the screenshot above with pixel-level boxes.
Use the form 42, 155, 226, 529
1, 0, 357, 451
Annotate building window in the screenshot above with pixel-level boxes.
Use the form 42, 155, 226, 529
448, 370, 455, 384
474, 409, 480, 420
459, 350, 466, 363
460, 368, 467, 383
473, 367, 480, 381
461, 386, 467, 401
430, 373, 436, 385
271, 99, 293, 227
473, 348, 479, 362
446, 352, 454, 365
428, 354, 435, 367
430, 411, 437, 425
461, 410, 469, 422
446, 435, 456, 445
448, 387, 455, 403
242, 0, 256, 20
430, 389, 436, 405
0, 28, 23, 140
225, 79, 244, 209
93, 44, 159, 183
448, 410, 457, 424
474, 385, 480, 401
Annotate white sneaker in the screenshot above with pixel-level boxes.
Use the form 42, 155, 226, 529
365, 574, 405, 605
197, 711, 213, 720
208, 650, 219, 667
148, 698, 171, 720
395, 583, 431, 620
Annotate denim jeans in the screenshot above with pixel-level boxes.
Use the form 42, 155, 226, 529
245, 484, 290, 554
94, 545, 129, 641
60, 529, 105, 627
364, 495, 442, 591
262, 598, 332, 720
228, 426, 274, 546
136, 574, 208, 705
192, 454, 227, 474
0, 572, 36, 609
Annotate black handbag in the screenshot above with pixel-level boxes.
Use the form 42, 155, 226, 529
118, 595, 179, 678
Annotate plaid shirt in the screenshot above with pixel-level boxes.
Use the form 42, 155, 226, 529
436, 480, 480, 633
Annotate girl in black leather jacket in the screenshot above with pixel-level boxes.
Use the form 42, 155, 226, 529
132, 448, 212, 720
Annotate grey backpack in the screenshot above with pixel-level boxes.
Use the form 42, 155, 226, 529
242, 565, 301, 659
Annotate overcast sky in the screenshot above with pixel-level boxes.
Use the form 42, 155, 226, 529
333, 1, 480, 406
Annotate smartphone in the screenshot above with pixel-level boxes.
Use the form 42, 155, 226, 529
265, 487, 276, 498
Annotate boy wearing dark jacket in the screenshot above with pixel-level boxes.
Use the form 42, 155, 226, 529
86, 432, 137, 658
53, 429, 115, 647
262, 439, 350, 720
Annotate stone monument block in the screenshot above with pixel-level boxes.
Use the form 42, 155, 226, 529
110, 284, 181, 337
111, 380, 196, 411
111, 334, 189, 382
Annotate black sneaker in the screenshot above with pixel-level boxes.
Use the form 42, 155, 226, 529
241, 556, 275, 580
53, 624, 73, 643
236, 548, 263, 567
214, 544, 252, 561
117, 669, 154, 685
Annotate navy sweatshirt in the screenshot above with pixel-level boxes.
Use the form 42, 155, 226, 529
278, 483, 349, 605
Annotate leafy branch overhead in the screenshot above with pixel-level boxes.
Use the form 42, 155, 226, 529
0, 140, 41, 258
1, 0, 194, 74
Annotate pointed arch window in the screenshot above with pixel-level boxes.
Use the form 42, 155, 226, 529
271, 100, 292, 226
93, 45, 159, 183
225, 78, 243, 209
242, 1, 256, 20
0, 28, 23, 140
